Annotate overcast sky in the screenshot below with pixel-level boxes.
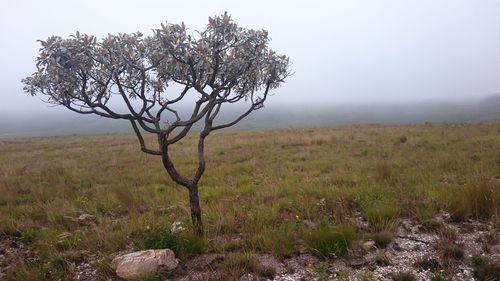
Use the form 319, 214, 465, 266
1, 0, 500, 116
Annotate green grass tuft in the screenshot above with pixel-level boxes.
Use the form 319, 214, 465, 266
133, 224, 205, 259
306, 224, 356, 260
217, 252, 275, 279
446, 180, 499, 221
371, 230, 393, 248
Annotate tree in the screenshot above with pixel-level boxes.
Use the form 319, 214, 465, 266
22, 13, 291, 235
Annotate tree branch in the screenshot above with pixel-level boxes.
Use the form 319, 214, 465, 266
211, 83, 271, 131
130, 120, 162, 155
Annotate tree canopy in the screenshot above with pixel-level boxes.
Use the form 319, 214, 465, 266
23, 13, 290, 141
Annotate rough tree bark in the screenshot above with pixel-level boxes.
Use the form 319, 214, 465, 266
188, 186, 203, 235
160, 131, 208, 235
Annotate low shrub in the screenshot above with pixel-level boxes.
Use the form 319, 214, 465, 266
436, 227, 465, 268
472, 256, 500, 281
371, 230, 393, 248
357, 185, 399, 231
180, 232, 206, 258
373, 254, 391, 266
447, 180, 499, 222
133, 224, 204, 259
438, 227, 458, 242
134, 224, 183, 255
217, 253, 275, 279
305, 224, 356, 260
442, 244, 464, 261
420, 219, 444, 233
362, 203, 399, 231
246, 223, 297, 257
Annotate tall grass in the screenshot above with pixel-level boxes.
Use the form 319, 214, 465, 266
0, 123, 499, 279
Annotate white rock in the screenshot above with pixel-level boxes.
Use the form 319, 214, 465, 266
239, 273, 260, 281
170, 221, 186, 234
111, 249, 178, 280
361, 240, 376, 251
77, 213, 97, 226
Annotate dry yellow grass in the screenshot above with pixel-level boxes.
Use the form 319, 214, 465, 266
0, 123, 499, 280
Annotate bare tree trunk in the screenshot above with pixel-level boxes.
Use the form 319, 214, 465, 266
188, 185, 204, 236
161, 145, 204, 236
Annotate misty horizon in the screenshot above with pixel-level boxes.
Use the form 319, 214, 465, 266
3, 1, 500, 115
5, 91, 500, 118
1, 1, 500, 138
1, 93, 499, 138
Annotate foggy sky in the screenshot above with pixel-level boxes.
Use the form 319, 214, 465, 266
2, 0, 500, 117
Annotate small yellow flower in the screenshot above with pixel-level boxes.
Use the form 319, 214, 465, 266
295, 215, 300, 220
146, 225, 150, 230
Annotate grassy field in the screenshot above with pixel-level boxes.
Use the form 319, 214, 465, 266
0, 123, 499, 280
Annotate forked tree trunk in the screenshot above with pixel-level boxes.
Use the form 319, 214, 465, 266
161, 150, 205, 236
188, 185, 203, 235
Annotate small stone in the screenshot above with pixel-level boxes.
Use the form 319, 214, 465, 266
170, 221, 186, 234
78, 214, 97, 226
111, 249, 178, 280
239, 273, 260, 281
361, 240, 376, 251
302, 220, 316, 229
316, 198, 326, 206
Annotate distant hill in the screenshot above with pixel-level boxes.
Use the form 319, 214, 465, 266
236, 94, 500, 128
1, 94, 499, 138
